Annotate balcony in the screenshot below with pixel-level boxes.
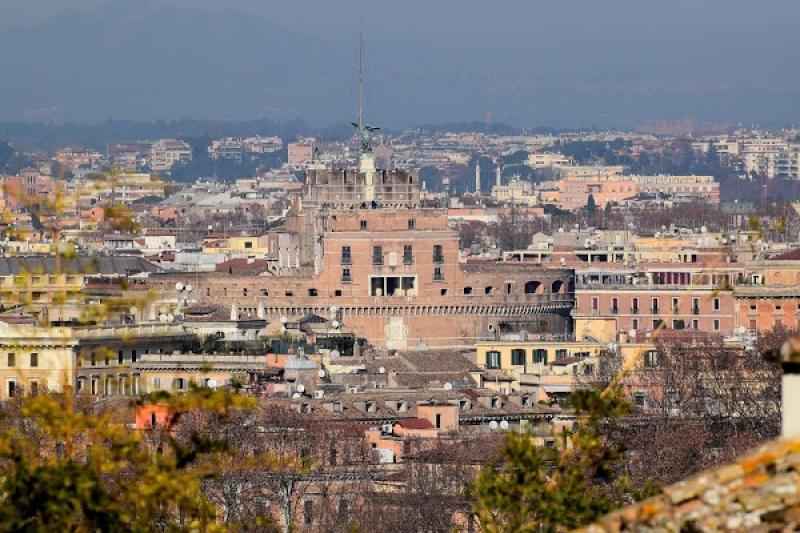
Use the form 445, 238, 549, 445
341, 274, 352, 283
433, 272, 445, 282
341, 256, 352, 265
372, 257, 383, 266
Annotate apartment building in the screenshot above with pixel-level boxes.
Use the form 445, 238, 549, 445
149, 139, 192, 172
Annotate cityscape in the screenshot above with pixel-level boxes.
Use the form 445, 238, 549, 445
1, 1, 800, 532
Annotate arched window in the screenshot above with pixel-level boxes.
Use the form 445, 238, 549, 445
524, 281, 541, 294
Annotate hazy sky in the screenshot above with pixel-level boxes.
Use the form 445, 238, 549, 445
1, 0, 798, 128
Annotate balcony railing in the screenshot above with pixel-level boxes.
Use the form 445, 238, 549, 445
341, 256, 352, 265
403, 255, 414, 265
372, 257, 383, 266
433, 254, 444, 264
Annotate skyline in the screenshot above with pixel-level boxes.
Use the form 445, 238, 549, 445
1, 0, 799, 128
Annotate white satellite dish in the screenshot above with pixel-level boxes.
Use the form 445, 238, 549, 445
292, 392, 301, 399
166, 313, 174, 322
443, 382, 453, 390
378, 366, 386, 374
297, 384, 306, 393
185, 285, 193, 293
175, 282, 184, 291
331, 320, 340, 329
489, 421, 499, 431
318, 369, 326, 378
499, 420, 509, 430
207, 379, 218, 389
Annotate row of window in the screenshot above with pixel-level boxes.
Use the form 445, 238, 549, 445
80, 350, 138, 367
485, 349, 553, 369
588, 296, 722, 314
6, 353, 38, 367
341, 244, 444, 266
628, 318, 721, 331
356, 219, 417, 231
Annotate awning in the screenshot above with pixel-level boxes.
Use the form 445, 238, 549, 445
542, 385, 573, 394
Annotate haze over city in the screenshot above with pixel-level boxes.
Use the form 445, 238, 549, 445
1, 0, 799, 128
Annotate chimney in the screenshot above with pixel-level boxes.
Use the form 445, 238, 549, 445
777, 338, 800, 438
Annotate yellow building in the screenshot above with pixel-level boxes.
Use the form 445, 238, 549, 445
0, 323, 77, 398
202, 235, 270, 257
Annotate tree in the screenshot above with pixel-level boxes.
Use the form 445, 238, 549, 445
0, 387, 254, 531
586, 193, 597, 216
470, 388, 641, 532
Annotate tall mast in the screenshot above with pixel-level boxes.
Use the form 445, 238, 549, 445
357, 31, 364, 132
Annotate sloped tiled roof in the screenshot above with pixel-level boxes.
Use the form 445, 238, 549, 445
768, 248, 800, 261
579, 437, 800, 532
0, 256, 159, 275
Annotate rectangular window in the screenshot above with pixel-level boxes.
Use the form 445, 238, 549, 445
713, 297, 721, 311
485, 351, 501, 369
7, 353, 15, 367
651, 297, 660, 313
118, 350, 124, 365
631, 297, 639, 314
304, 500, 314, 525
435, 413, 442, 429
433, 245, 444, 263
713, 319, 720, 331
611, 297, 619, 314
360, 220, 367, 230
632, 319, 639, 330
403, 245, 414, 265
7, 380, 16, 398
653, 319, 664, 330
372, 246, 383, 265
692, 319, 699, 329
672, 297, 679, 312
30, 381, 38, 396
434, 267, 444, 281
132, 350, 137, 363
533, 349, 548, 364
408, 218, 416, 230
30, 353, 38, 367
692, 298, 700, 315
341, 246, 352, 265
511, 349, 526, 365
341, 268, 352, 282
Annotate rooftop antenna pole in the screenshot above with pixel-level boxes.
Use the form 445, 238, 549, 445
358, 30, 364, 134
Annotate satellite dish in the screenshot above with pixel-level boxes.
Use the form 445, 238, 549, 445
166, 313, 174, 322
318, 369, 326, 378
489, 421, 499, 431
331, 320, 340, 329
185, 285, 193, 293
499, 420, 509, 430
175, 282, 184, 291
331, 350, 340, 358
292, 392, 301, 399
378, 366, 386, 374
297, 384, 306, 393
280, 326, 287, 334
443, 382, 453, 390
207, 379, 217, 389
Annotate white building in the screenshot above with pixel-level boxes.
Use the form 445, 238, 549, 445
149, 139, 192, 172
